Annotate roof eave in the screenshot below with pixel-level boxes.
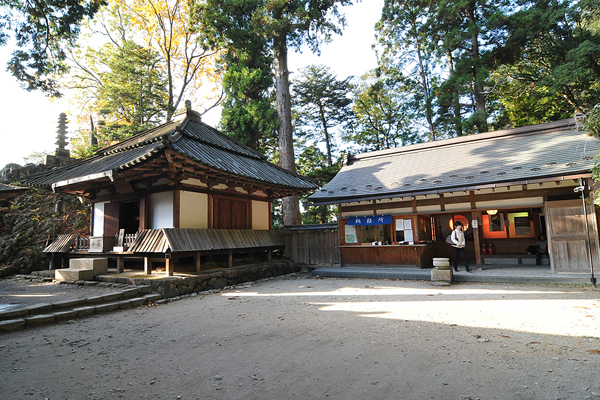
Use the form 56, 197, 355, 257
308, 172, 592, 206
51, 170, 115, 191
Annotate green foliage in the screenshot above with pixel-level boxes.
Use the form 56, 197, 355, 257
0, 189, 89, 273
585, 104, 600, 138
296, 146, 341, 224
493, 0, 600, 118
0, 0, 106, 96
200, 0, 279, 153
292, 65, 353, 166
345, 70, 424, 151
376, 0, 439, 140
69, 39, 168, 157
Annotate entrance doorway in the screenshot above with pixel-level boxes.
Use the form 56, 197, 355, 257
119, 201, 140, 234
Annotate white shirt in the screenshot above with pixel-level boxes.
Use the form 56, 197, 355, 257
452, 229, 466, 248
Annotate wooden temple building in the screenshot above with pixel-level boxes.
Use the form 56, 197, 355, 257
308, 117, 600, 274
24, 104, 318, 275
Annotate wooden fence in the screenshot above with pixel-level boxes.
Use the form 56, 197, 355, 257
284, 224, 340, 267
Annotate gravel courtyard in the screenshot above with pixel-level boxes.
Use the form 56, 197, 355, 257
1, 273, 600, 400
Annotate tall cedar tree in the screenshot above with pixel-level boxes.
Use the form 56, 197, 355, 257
492, 0, 600, 121
0, 0, 106, 96
192, 0, 353, 226
292, 65, 353, 167
346, 70, 423, 150
205, 2, 279, 152
69, 40, 168, 158
430, 0, 512, 134
296, 146, 341, 224
376, 0, 439, 140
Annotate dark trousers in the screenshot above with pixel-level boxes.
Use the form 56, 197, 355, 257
452, 246, 469, 270
536, 249, 548, 265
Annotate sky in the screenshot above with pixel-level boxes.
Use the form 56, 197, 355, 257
0, 0, 384, 167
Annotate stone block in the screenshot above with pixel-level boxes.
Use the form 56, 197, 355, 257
55, 268, 95, 282
138, 285, 153, 295
118, 300, 133, 310
0, 308, 28, 320
121, 288, 141, 299
69, 258, 108, 275
53, 310, 77, 321
51, 299, 85, 309
0, 318, 25, 333
23, 303, 52, 315
144, 293, 163, 302
73, 306, 96, 317
102, 292, 124, 302
85, 295, 105, 305
431, 267, 453, 283
129, 297, 147, 307
94, 302, 121, 313
25, 314, 55, 326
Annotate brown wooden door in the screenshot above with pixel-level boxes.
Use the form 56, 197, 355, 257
545, 199, 600, 273
104, 203, 120, 237
215, 198, 248, 229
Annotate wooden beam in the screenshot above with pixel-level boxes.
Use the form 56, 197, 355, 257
165, 254, 173, 277
195, 252, 202, 272
472, 210, 482, 270
173, 189, 180, 228
144, 257, 153, 275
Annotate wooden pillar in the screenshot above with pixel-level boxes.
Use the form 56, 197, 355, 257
173, 190, 181, 228
144, 257, 153, 275
472, 210, 482, 270
116, 256, 124, 273
228, 250, 233, 268
267, 249, 272, 263
165, 254, 173, 277
195, 252, 202, 272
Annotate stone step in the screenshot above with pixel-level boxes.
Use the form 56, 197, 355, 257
69, 258, 109, 274
55, 268, 95, 282
0, 284, 160, 323
0, 295, 163, 333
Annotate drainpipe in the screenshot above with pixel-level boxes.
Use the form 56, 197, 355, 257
576, 179, 597, 287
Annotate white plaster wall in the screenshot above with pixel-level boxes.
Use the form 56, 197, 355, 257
417, 205, 442, 213
444, 202, 471, 211
476, 197, 544, 209
180, 191, 209, 229
341, 210, 376, 218
92, 202, 107, 236
252, 200, 270, 230
181, 178, 208, 187
150, 191, 174, 229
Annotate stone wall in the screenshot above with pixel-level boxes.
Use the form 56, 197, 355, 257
95, 262, 300, 298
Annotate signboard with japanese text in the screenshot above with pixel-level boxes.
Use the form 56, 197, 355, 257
348, 215, 393, 226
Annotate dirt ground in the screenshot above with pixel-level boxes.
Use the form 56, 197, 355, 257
1, 273, 600, 400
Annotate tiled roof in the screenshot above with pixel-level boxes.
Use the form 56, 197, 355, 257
128, 228, 284, 253
309, 118, 599, 204
22, 109, 317, 193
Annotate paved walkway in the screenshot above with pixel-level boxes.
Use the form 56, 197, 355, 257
311, 265, 597, 285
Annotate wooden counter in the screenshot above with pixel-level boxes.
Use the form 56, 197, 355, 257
340, 244, 434, 268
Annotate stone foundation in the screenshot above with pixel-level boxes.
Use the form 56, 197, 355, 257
96, 262, 300, 299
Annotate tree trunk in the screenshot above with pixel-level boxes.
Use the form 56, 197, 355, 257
447, 50, 463, 137
413, 22, 436, 141
319, 105, 333, 167
467, 4, 488, 133
273, 30, 302, 226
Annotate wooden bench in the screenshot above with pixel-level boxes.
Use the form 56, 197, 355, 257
483, 254, 549, 265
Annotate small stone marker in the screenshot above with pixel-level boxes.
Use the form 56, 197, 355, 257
431, 257, 453, 283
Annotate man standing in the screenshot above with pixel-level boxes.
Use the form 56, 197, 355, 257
451, 221, 470, 272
